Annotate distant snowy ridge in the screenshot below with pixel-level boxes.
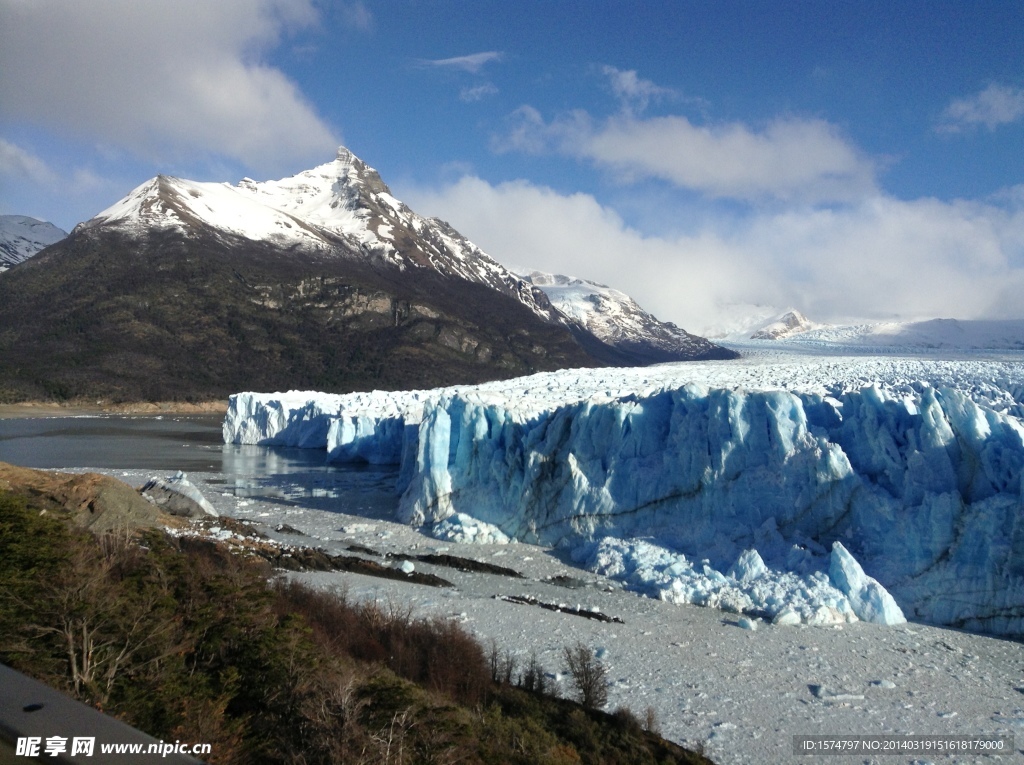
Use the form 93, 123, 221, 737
697, 303, 781, 340
748, 309, 817, 340
0, 215, 66, 271
772, 318, 1024, 351
721, 309, 1024, 351
521, 271, 725, 361
224, 352, 1024, 634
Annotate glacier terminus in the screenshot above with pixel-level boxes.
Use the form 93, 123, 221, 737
224, 348, 1024, 636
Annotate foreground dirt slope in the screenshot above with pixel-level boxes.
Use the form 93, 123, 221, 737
0, 462, 176, 532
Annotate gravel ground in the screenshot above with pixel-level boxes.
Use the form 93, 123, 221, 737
88, 467, 1024, 765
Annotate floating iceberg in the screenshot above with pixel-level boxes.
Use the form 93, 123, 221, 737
223, 356, 1024, 634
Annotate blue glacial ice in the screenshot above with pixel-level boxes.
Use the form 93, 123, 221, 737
223, 358, 1024, 633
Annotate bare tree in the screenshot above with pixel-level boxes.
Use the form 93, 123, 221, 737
519, 650, 547, 694
643, 705, 660, 734
488, 639, 516, 685
562, 641, 608, 710
25, 528, 180, 706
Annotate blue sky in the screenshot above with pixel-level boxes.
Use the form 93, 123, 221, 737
2, 1, 1023, 331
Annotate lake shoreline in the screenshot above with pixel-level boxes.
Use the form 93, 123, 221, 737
0, 400, 228, 419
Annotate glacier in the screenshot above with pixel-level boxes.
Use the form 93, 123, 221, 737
223, 354, 1024, 634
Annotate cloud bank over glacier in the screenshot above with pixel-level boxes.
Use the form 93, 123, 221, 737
402, 64, 1024, 331
401, 175, 1024, 333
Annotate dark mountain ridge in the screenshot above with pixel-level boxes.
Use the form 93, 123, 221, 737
0, 227, 595, 402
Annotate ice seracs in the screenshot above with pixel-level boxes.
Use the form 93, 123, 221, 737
223, 349, 1024, 635
829, 541, 905, 625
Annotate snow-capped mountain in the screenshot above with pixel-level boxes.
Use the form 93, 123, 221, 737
773, 317, 1024, 351
710, 303, 1024, 351
520, 271, 728, 362
748, 308, 818, 340
0, 215, 66, 271
1, 147, 731, 402
725, 311, 1024, 352
84, 148, 557, 321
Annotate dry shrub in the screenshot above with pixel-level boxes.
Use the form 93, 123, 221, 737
274, 580, 491, 706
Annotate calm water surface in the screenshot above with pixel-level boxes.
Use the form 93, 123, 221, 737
0, 415, 399, 514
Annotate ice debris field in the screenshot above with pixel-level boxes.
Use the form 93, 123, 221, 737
223, 350, 1024, 636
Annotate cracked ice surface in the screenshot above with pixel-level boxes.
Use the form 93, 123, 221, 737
224, 350, 1024, 634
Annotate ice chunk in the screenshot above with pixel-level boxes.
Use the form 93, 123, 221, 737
431, 513, 511, 545
141, 471, 218, 518
829, 542, 905, 625
729, 549, 768, 582
772, 609, 802, 626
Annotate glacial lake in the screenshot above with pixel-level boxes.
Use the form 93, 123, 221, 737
0, 415, 400, 515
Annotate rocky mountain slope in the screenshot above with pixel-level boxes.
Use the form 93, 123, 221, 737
0, 215, 66, 271
521, 271, 728, 363
0, 148, 731, 403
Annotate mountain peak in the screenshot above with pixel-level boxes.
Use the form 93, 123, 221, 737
750, 308, 817, 340
78, 148, 557, 317
521, 270, 735, 362
70, 149, 731, 364
0, 215, 67, 269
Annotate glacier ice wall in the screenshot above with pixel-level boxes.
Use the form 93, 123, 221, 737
224, 375, 1024, 634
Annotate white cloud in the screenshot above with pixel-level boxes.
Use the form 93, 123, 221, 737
418, 51, 503, 74
0, 0, 339, 176
460, 83, 499, 102
0, 139, 135, 226
588, 115, 877, 203
400, 176, 1024, 332
496, 107, 878, 204
339, 1, 373, 32
939, 83, 1024, 132
0, 138, 57, 186
600, 65, 676, 114
492, 105, 591, 155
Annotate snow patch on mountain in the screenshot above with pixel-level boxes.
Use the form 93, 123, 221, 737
0, 215, 67, 271
90, 175, 331, 247
223, 349, 1024, 634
